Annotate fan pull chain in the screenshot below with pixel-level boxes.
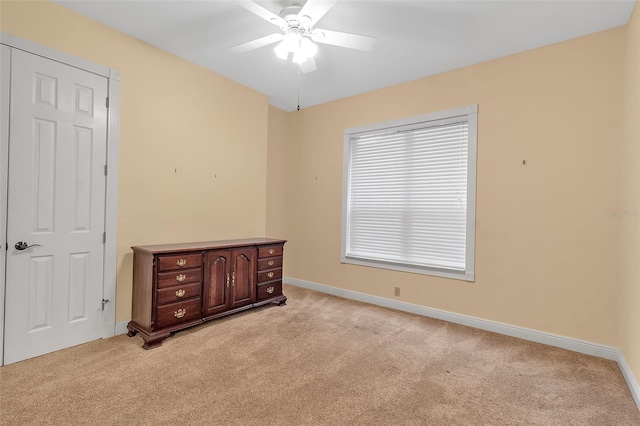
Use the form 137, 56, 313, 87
297, 66, 301, 111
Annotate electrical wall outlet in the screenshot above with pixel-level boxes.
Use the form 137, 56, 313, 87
394, 286, 401, 297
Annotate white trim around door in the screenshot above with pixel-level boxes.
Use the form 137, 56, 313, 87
0, 43, 10, 367
0, 32, 121, 365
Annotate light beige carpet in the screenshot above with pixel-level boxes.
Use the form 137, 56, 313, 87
1, 284, 638, 425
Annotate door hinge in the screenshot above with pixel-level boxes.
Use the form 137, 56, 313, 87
5, 242, 7, 250
104, 164, 108, 176
102, 299, 110, 311
105, 97, 109, 108
103, 232, 106, 244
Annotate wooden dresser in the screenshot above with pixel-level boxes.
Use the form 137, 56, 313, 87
127, 238, 286, 349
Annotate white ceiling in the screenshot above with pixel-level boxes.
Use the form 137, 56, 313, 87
53, 0, 636, 112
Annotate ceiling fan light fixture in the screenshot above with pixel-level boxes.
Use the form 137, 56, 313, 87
274, 30, 317, 65
291, 39, 317, 65
300, 37, 318, 58
283, 31, 300, 50
274, 40, 289, 60
292, 50, 307, 64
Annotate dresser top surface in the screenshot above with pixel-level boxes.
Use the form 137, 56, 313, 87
131, 238, 286, 254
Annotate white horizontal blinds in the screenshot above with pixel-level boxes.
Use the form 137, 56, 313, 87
347, 119, 469, 271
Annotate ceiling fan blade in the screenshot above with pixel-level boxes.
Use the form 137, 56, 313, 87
298, 0, 337, 27
230, 33, 284, 54
238, 0, 286, 28
311, 29, 376, 51
299, 57, 318, 74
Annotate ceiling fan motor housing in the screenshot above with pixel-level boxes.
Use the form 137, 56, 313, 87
278, 5, 312, 34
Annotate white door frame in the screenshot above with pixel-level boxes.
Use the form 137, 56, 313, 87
0, 33, 121, 365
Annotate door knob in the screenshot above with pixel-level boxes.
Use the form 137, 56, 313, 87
15, 241, 41, 251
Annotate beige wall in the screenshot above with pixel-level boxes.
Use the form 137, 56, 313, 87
269, 28, 626, 346
266, 105, 290, 239
1, 0, 270, 322
620, 3, 640, 380
0, 0, 635, 354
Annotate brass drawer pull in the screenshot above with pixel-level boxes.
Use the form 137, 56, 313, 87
267, 271, 274, 279
268, 260, 275, 267
176, 274, 186, 282
268, 248, 275, 255
175, 289, 186, 298
174, 308, 186, 318
176, 259, 187, 267
267, 286, 275, 294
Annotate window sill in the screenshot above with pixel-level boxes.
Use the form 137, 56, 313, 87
341, 256, 474, 282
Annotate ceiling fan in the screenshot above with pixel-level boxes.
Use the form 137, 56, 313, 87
230, 0, 376, 73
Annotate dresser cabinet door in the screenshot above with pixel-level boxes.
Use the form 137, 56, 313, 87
230, 247, 256, 309
203, 250, 231, 317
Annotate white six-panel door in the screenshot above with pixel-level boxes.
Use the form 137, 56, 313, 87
3, 48, 109, 364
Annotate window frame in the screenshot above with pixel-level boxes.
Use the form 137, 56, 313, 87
341, 105, 478, 282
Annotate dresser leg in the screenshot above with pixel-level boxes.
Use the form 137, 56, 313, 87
126, 323, 138, 337
142, 333, 169, 350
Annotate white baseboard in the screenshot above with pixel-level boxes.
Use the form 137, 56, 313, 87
115, 321, 129, 336
284, 277, 618, 361
618, 351, 640, 408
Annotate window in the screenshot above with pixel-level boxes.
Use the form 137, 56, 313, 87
341, 105, 477, 281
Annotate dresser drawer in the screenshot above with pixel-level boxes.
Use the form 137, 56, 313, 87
157, 253, 202, 272
257, 245, 283, 258
257, 256, 282, 271
257, 282, 282, 301
257, 268, 282, 284
156, 298, 201, 329
157, 267, 202, 289
156, 282, 201, 306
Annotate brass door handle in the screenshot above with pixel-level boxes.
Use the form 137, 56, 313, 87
232, 271, 236, 286
226, 272, 230, 288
